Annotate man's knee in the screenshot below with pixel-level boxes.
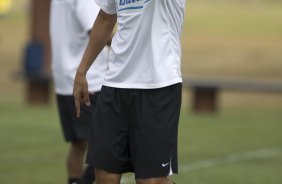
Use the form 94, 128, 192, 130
136, 177, 173, 184
71, 140, 87, 152
95, 168, 121, 184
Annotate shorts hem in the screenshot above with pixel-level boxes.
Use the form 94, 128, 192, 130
86, 155, 133, 174
65, 136, 88, 143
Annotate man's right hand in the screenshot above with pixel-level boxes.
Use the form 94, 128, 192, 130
73, 70, 90, 118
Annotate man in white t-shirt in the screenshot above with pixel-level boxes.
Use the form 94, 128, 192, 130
50, 0, 109, 184
73, 0, 185, 183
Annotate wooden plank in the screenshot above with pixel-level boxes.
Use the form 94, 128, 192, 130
193, 87, 218, 113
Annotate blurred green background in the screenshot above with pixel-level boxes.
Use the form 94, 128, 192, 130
0, 0, 282, 183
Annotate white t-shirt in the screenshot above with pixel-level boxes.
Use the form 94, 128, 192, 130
94, 0, 185, 89
50, 0, 109, 95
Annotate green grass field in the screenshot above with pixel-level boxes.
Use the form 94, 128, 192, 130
1, 0, 282, 183
0, 103, 282, 184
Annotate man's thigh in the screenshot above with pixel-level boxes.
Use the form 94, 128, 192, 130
131, 83, 182, 179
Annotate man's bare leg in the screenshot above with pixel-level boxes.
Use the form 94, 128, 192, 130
95, 168, 122, 184
67, 140, 87, 179
136, 177, 174, 184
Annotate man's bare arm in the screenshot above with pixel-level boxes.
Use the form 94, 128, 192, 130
78, 10, 116, 74
73, 10, 116, 117
106, 32, 115, 46
88, 28, 114, 46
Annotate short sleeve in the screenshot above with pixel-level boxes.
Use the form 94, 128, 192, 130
94, 0, 117, 15
76, 0, 100, 33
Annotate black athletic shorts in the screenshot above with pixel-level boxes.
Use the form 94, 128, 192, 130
86, 83, 182, 179
56, 93, 99, 142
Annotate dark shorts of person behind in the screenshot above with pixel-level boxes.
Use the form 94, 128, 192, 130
86, 83, 182, 179
56, 93, 100, 142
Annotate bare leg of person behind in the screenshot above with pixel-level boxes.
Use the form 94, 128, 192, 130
67, 140, 87, 183
55, 94, 99, 184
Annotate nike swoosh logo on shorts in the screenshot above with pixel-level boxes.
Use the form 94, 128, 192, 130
162, 163, 169, 167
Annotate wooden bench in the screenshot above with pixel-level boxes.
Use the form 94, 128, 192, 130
182, 77, 282, 113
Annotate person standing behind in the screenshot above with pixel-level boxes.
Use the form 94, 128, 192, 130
73, 0, 185, 183
50, 0, 109, 184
